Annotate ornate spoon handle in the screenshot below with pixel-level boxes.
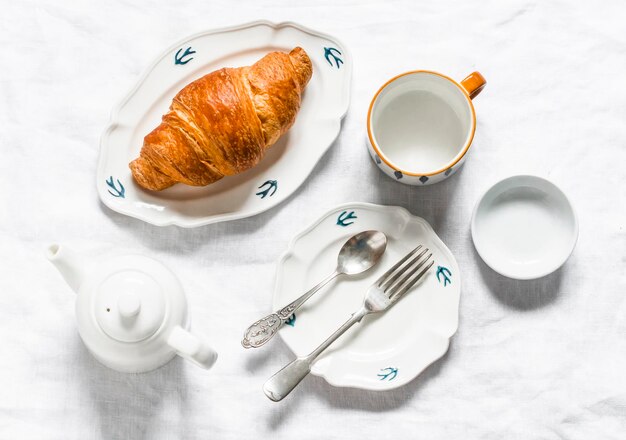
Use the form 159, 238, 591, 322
241, 271, 338, 349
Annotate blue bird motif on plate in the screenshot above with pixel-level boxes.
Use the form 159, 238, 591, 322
105, 176, 125, 198
323, 47, 343, 69
175, 47, 196, 65
336, 210, 357, 227
285, 314, 296, 327
256, 180, 278, 199
377, 367, 398, 381
436, 266, 452, 286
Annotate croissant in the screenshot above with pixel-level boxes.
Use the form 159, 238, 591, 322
129, 47, 313, 191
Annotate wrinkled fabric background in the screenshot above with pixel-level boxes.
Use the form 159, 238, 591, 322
1, 0, 625, 438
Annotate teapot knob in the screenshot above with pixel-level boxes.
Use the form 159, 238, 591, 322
118, 292, 141, 319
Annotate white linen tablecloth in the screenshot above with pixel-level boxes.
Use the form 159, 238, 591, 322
1, 0, 625, 438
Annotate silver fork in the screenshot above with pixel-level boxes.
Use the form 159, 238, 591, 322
263, 245, 434, 401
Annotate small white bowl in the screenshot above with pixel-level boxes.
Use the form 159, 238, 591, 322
471, 175, 578, 280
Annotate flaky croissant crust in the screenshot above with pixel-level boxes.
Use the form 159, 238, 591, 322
130, 47, 312, 191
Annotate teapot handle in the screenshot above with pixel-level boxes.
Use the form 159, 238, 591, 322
167, 326, 217, 369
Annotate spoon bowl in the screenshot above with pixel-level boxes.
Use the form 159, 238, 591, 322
337, 230, 388, 275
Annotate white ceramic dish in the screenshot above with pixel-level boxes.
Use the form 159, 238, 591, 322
471, 175, 578, 280
98, 21, 351, 227
273, 202, 460, 391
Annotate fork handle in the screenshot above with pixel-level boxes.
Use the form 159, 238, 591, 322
262, 357, 312, 402
263, 308, 368, 401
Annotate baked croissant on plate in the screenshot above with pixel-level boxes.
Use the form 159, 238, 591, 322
129, 47, 313, 191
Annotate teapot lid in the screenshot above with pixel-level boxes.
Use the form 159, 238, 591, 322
94, 270, 166, 342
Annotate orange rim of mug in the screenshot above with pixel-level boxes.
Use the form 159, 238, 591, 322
366, 70, 478, 177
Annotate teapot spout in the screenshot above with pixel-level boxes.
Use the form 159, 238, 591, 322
46, 244, 89, 293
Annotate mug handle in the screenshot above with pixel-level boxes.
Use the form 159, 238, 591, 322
460, 72, 486, 99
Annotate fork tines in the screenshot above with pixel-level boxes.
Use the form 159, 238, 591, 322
376, 245, 434, 300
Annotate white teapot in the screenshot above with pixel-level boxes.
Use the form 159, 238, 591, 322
47, 244, 217, 373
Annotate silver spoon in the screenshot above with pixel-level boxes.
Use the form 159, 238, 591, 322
241, 230, 387, 349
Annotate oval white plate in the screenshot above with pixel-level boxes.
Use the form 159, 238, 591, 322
97, 21, 351, 227
273, 202, 460, 391
471, 175, 578, 280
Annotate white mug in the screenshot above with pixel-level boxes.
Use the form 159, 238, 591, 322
367, 70, 486, 185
